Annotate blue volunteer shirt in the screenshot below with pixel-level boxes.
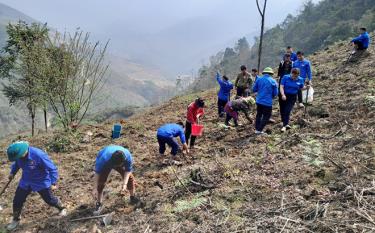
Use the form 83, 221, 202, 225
252, 74, 278, 107
283, 52, 297, 62
10, 147, 58, 192
157, 123, 186, 144
281, 75, 305, 95
216, 73, 234, 101
351, 32, 370, 49
95, 145, 133, 174
293, 59, 312, 81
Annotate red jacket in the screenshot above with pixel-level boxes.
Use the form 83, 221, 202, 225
186, 102, 204, 124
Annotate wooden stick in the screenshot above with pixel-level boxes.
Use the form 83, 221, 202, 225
0, 179, 12, 197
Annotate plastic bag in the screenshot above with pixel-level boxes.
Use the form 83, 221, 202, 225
302, 86, 314, 104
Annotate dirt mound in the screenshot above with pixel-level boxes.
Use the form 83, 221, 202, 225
0, 36, 375, 232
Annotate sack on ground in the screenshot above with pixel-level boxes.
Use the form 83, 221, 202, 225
302, 86, 314, 103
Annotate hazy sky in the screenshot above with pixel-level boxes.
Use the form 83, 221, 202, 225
0, 0, 321, 75
0, 0, 320, 34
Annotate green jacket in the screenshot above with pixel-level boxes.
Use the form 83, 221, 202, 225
235, 72, 253, 89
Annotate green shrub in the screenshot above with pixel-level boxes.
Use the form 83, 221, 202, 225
46, 131, 80, 153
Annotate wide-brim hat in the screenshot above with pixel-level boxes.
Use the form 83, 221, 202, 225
7, 141, 29, 161
262, 67, 274, 75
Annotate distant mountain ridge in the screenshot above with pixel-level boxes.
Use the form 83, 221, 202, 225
0, 3, 173, 138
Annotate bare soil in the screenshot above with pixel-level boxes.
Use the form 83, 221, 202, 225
0, 37, 374, 232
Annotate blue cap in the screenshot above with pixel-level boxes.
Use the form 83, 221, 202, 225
7, 141, 29, 161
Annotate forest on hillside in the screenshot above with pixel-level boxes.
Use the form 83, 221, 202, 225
191, 0, 375, 91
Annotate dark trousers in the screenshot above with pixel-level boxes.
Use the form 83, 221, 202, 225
218, 98, 228, 117
157, 135, 180, 156
13, 186, 62, 220
185, 121, 196, 148
298, 89, 303, 103
354, 41, 366, 50
236, 87, 248, 97
279, 94, 297, 126
255, 104, 272, 132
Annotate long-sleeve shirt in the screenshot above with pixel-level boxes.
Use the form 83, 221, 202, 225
95, 145, 133, 174
281, 75, 305, 95
10, 147, 58, 192
252, 74, 278, 107
235, 72, 253, 89
186, 102, 205, 124
157, 123, 186, 144
216, 73, 234, 101
351, 32, 370, 49
278, 60, 293, 89
293, 59, 312, 81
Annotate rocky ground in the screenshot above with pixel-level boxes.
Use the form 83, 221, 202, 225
0, 36, 374, 232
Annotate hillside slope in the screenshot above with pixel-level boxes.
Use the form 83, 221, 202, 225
0, 38, 374, 232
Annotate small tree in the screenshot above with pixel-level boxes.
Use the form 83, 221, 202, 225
0, 22, 49, 136
256, 0, 268, 71
45, 31, 108, 129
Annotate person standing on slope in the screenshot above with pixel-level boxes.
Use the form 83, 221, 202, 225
157, 122, 189, 160
351, 27, 371, 52
235, 65, 253, 97
6, 141, 67, 231
252, 67, 278, 135
224, 97, 255, 127
93, 145, 139, 215
216, 72, 234, 117
278, 53, 293, 112
251, 68, 260, 81
185, 98, 205, 149
279, 68, 305, 132
284, 46, 298, 62
292, 51, 312, 108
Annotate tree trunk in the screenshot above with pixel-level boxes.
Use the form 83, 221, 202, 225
256, 0, 268, 72
257, 19, 265, 71
31, 109, 35, 137
44, 108, 48, 132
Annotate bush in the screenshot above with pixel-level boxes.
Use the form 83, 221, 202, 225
46, 131, 80, 153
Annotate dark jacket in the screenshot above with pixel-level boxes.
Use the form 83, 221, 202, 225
278, 60, 293, 89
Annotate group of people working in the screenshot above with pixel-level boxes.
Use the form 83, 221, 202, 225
216, 48, 312, 134
3, 27, 371, 231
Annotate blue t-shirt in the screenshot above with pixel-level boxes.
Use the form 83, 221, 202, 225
95, 145, 133, 174
281, 75, 304, 95
157, 123, 186, 144
10, 147, 58, 192
293, 59, 312, 81
252, 74, 278, 107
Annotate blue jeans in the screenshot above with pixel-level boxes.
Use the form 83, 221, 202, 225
157, 135, 180, 156
279, 94, 297, 126
255, 103, 272, 132
13, 186, 62, 220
